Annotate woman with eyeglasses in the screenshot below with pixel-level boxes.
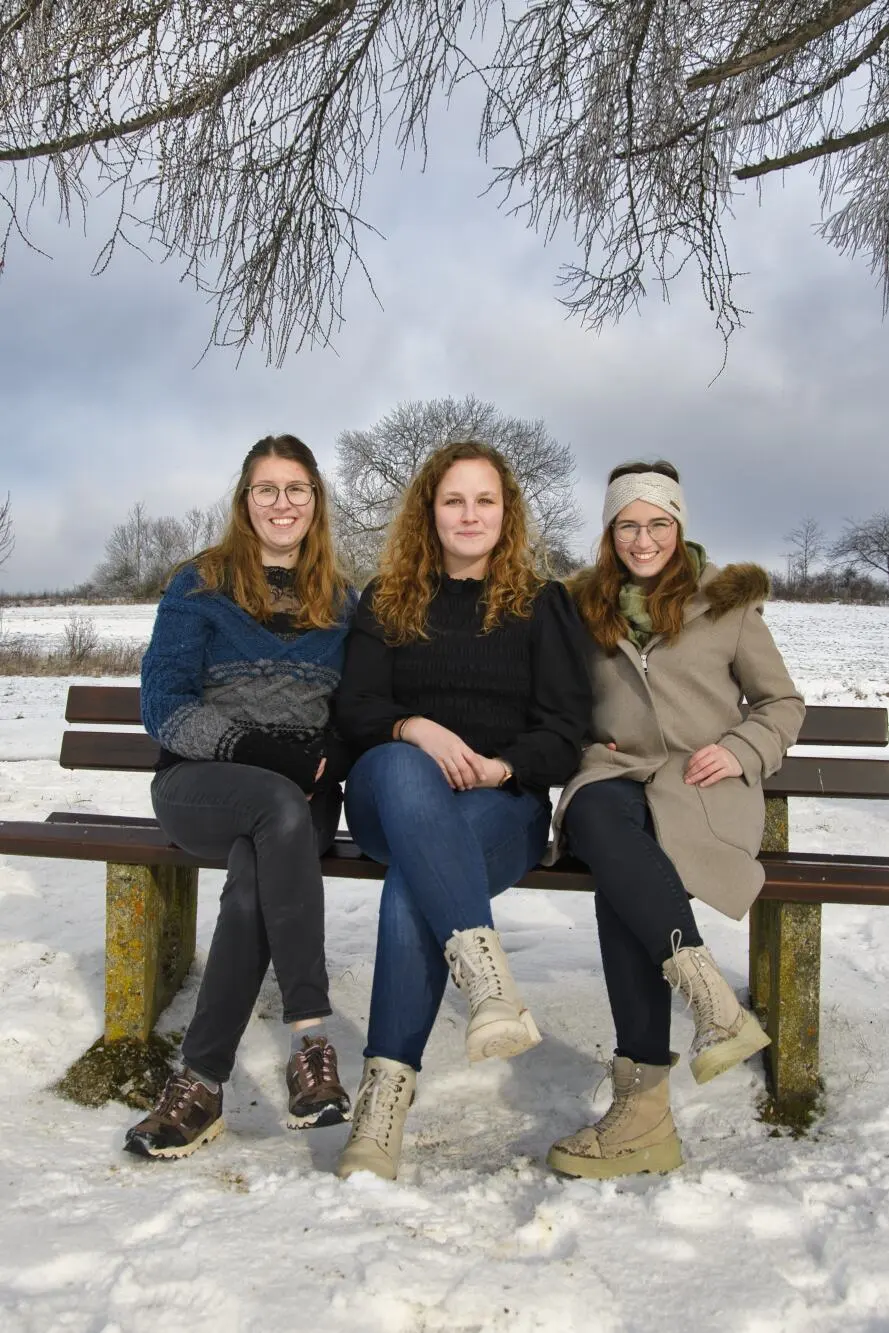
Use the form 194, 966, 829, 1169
125, 435, 357, 1160
545, 460, 804, 1181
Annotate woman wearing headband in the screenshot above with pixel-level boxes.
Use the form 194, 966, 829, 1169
546, 460, 804, 1180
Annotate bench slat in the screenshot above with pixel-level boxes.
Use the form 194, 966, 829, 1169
57, 729, 889, 800
45, 811, 160, 828
3, 820, 888, 905
66, 685, 142, 725
60, 730, 159, 770
795, 705, 888, 747
763, 755, 889, 799
62, 687, 889, 747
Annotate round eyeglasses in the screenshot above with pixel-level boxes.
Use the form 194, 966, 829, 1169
613, 518, 677, 544
247, 482, 315, 508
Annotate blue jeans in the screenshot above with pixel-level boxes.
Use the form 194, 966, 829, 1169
344, 743, 551, 1069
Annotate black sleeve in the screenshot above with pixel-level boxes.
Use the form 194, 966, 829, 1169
334, 583, 405, 752
498, 581, 592, 790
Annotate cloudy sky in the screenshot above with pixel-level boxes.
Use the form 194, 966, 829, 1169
1, 92, 888, 592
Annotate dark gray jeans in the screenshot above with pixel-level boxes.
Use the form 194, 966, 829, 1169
151, 761, 342, 1084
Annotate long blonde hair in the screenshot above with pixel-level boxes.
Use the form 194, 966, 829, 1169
569, 460, 698, 652
195, 435, 349, 629
372, 440, 543, 643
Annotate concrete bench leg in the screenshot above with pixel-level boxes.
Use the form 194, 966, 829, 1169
748, 795, 822, 1125
104, 862, 199, 1042
748, 897, 822, 1122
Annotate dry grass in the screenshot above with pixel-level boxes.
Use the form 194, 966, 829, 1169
0, 638, 145, 676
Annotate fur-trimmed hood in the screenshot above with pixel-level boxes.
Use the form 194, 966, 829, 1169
565, 560, 771, 625
700, 562, 770, 618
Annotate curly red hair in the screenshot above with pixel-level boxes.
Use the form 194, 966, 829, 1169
372, 440, 543, 643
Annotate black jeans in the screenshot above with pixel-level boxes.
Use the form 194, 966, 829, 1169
151, 761, 342, 1084
563, 779, 704, 1067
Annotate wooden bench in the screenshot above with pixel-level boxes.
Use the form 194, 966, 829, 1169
1, 684, 887, 1124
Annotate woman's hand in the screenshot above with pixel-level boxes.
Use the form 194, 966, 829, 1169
471, 756, 513, 790
306, 755, 327, 800
400, 717, 487, 790
684, 744, 743, 787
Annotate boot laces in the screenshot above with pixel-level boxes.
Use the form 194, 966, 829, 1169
665, 931, 722, 1049
352, 1067, 409, 1145
294, 1040, 335, 1089
592, 1058, 640, 1137
155, 1072, 205, 1121
448, 935, 502, 1005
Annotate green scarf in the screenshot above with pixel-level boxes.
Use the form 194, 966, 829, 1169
619, 542, 707, 650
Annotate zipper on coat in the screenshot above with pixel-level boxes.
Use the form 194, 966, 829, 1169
639, 651, 649, 674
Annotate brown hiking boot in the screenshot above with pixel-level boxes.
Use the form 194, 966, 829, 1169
124, 1070, 224, 1160
286, 1036, 351, 1129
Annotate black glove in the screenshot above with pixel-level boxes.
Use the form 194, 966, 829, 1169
229, 729, 324, 795
319, 728, 354, 785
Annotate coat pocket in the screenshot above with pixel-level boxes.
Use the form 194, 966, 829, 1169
694, 777, 764, 856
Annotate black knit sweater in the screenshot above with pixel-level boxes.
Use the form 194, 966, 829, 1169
335, 576, 591, 791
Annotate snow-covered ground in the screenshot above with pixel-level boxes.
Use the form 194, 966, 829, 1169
0, 603, 157, 650
1, 602, 888, 1332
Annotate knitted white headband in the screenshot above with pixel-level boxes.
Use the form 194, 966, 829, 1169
602, 471, 688, 532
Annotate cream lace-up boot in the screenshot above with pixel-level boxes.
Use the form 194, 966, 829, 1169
444, 927, 541, 1063
335, 1057, 416, 1181
546, 1056, 683, 1179
662, 940, 770, 1083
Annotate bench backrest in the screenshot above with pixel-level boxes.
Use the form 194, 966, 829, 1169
60, 685, 889, 799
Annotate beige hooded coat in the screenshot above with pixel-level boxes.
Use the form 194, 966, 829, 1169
550, 563, 805, 920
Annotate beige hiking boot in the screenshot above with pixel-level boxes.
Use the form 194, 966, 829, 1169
444, 927, 542, 1064
662, 942, 770, 1084
336, 1057, 416, 1181
546, 1056, 683, 1179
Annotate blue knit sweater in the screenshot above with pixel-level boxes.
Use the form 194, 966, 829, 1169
141, 564, 357, 770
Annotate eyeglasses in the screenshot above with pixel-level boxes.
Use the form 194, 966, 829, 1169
613, 518, 677, 544
247, 482, 315, 508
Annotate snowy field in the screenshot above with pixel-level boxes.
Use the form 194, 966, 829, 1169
0, 603, 157, 649
1, 601, 888, 1332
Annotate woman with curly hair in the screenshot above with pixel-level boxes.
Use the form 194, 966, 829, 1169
125, 435, 357, 1160
545, 460, 804, 1181
334, 440, 591, 1180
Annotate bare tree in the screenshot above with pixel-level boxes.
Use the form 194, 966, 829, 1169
831, 512, 889, 581
331, 396, 582, 579
182, 507, 208, 558
93, 502, 152, 597
4, 4, 889, 357
93, 502, 189, 597
201, 500, 230, 547
0, 492, 13, 570
92, 500, 231, 596
783, 517, 826, 583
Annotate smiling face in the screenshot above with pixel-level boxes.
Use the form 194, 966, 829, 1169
433, 457, 505, 578
245, 454, 316, 567
612, 499, 679, 583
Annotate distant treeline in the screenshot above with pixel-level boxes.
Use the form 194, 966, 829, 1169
768, 513, 889, 604
768, 568, 888, 604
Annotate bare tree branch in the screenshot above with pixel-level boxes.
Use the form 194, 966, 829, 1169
0, 492, 14, 570
686, 0, 875, 89
5, 2, 889, 356
736, 115, 889, 178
